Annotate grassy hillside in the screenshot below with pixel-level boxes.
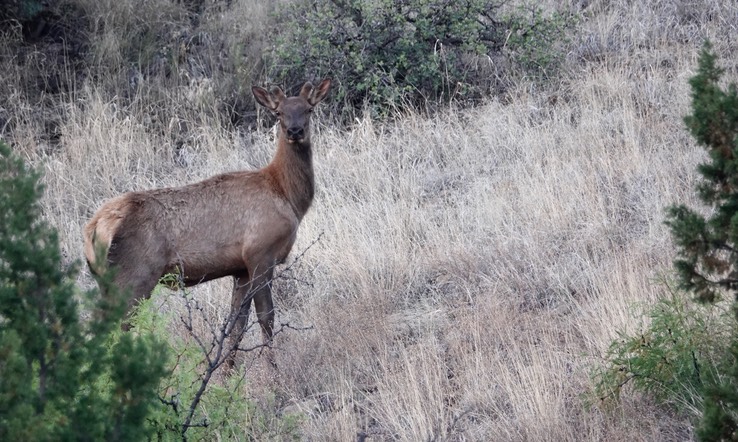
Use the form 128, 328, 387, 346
2, 0, 737, 439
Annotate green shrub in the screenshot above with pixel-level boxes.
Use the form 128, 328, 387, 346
592, 283, 734, 412
503, 5, 574, 80
266, 0, 573, 119
0, 141, 167, 441
0, 0, 45, 23
665, 44, 738, 307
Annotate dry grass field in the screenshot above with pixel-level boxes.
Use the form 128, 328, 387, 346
3, 0, 738, 440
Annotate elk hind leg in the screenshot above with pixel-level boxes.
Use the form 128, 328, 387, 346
105, 241, 166, 329
225, 271, 251, 371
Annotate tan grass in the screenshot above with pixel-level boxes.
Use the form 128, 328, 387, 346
4, 0, 738, 440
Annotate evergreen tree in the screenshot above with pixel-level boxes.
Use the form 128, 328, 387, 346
665, 42, 738, 441
0, 141, 167, 441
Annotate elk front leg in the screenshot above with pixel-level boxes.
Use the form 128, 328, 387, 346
251, 265, 277, 369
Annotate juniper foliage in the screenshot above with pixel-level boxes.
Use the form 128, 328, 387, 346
665, 42, 738, 441
0, 141, 167, 441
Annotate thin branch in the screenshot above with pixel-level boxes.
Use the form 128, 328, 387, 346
164, 232, 324, 440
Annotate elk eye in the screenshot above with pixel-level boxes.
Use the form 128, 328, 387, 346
274, 111, 281, 117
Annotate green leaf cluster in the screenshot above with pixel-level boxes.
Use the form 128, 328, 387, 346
503, 5, 574, 80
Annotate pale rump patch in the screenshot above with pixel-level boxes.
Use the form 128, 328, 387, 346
83, 195, 130, 271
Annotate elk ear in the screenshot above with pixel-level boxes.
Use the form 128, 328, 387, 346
308, 78, 332, 106
299, 82, 314, 100
252, 85, 285, 111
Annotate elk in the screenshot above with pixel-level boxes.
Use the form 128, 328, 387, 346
83, 78, 332, 370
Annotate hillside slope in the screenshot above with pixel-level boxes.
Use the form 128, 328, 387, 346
2, 0, 737, 439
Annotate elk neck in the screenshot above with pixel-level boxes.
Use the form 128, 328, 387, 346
265, 130, 315, 218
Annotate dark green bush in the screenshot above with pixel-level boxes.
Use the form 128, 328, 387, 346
503, 5, 574, 80
0, 141, 167, 441
266, 0, 573, 119
0, 0, 45, 23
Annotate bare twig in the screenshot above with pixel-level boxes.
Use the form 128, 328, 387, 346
157, 233, 324, 440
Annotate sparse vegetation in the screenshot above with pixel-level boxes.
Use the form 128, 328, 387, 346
2, 0, 738, 440
131, 291, 303, 441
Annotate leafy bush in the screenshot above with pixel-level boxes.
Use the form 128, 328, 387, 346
0, 0, 45, 23
592, 284, 734, 412
503, 5, 574, 80
266, 0, 573, 119
0, 141, 167, 440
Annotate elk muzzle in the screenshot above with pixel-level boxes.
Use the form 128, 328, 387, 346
286, 126, 305, 143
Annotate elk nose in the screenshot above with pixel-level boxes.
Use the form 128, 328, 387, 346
287, 127, 304, 140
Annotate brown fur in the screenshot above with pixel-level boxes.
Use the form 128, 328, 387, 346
84, 79, 331, 371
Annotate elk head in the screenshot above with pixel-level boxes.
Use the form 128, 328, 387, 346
252, 78, 332, 146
